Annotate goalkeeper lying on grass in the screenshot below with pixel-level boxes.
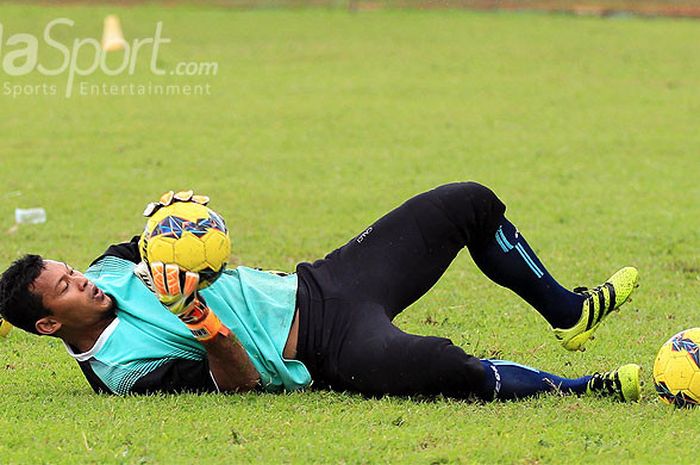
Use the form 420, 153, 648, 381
0, 182, 642, 401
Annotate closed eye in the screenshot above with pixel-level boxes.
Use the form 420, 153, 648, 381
60, 265, 75, 294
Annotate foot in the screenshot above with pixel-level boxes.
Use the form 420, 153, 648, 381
586, 364, 641, 402
552, 266, 639, 351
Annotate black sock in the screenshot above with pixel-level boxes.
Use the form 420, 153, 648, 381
479, 359, 591, 400
469, 217, 583, 329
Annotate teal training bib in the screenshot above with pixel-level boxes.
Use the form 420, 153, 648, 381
79, 257, 311, 395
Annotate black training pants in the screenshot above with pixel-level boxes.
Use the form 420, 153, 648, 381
295, 182, 506, 398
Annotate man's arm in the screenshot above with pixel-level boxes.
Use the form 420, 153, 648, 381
148, 263, 262, 392
128, 337, 260, 395
79, 345, 258, 395
202, 330, 260, 392
127, 358, 218, 395
129, 335, 260, 394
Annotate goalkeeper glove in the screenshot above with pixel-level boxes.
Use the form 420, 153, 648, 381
149, 262, 229, 342
142, 189, 210, 218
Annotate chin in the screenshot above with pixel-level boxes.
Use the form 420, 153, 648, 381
98, 295, 116, 315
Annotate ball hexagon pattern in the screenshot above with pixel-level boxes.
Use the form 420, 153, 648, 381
173, 233, 207, 271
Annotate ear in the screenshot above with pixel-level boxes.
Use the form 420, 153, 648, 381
35, 316, 61, 336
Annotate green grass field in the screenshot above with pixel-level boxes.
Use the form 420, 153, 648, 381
1, 3, 699, 464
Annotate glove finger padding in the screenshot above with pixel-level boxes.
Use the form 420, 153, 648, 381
142, 190, 211, 218
150, 262, 200, 316
148, 262, 221, 341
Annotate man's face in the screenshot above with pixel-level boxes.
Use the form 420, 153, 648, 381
31, 260, 114, 335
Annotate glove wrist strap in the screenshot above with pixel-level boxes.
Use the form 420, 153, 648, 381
186, 311, 228, 342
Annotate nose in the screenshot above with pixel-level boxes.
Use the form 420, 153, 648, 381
75, 275, 89, 291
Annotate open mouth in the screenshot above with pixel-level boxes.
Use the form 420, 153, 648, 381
92, 285, 104, 301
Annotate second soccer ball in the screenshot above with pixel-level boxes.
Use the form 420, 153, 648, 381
653, 328, 700, 408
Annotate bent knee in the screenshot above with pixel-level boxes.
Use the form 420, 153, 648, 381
433, 181, 502, 208
427, 182, 506, 243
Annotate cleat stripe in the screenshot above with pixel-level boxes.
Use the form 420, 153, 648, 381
595, 290, 605, 324
605, 282, 616, 312
614, 376, 623, 401
585, 296, 595, 330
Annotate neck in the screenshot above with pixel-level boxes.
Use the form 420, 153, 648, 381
62, 315, 116, 354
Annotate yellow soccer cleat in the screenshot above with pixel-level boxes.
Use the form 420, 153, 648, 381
586, 364, 641, 402
553, 267, 639, 351
0, 317, 12, 337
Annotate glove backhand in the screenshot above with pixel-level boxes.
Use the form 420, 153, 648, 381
149, 262, 224, 341
150, 262, 230, 342
150, 262, 201, 318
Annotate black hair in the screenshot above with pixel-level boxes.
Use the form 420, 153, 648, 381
0, 255, 50, 335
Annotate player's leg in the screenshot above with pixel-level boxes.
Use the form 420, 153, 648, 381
359, 181, 639, 350
468, 217, 639, 350
324, 303, 487, 398
323, 303, 640, 402
307, 181, 636, 350
307, 182, 508, 317
468, 217, 583, 329
479, 359, 641, 402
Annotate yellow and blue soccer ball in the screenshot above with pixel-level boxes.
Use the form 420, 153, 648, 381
139, 201, 231, 290
653, 328, 700, 408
